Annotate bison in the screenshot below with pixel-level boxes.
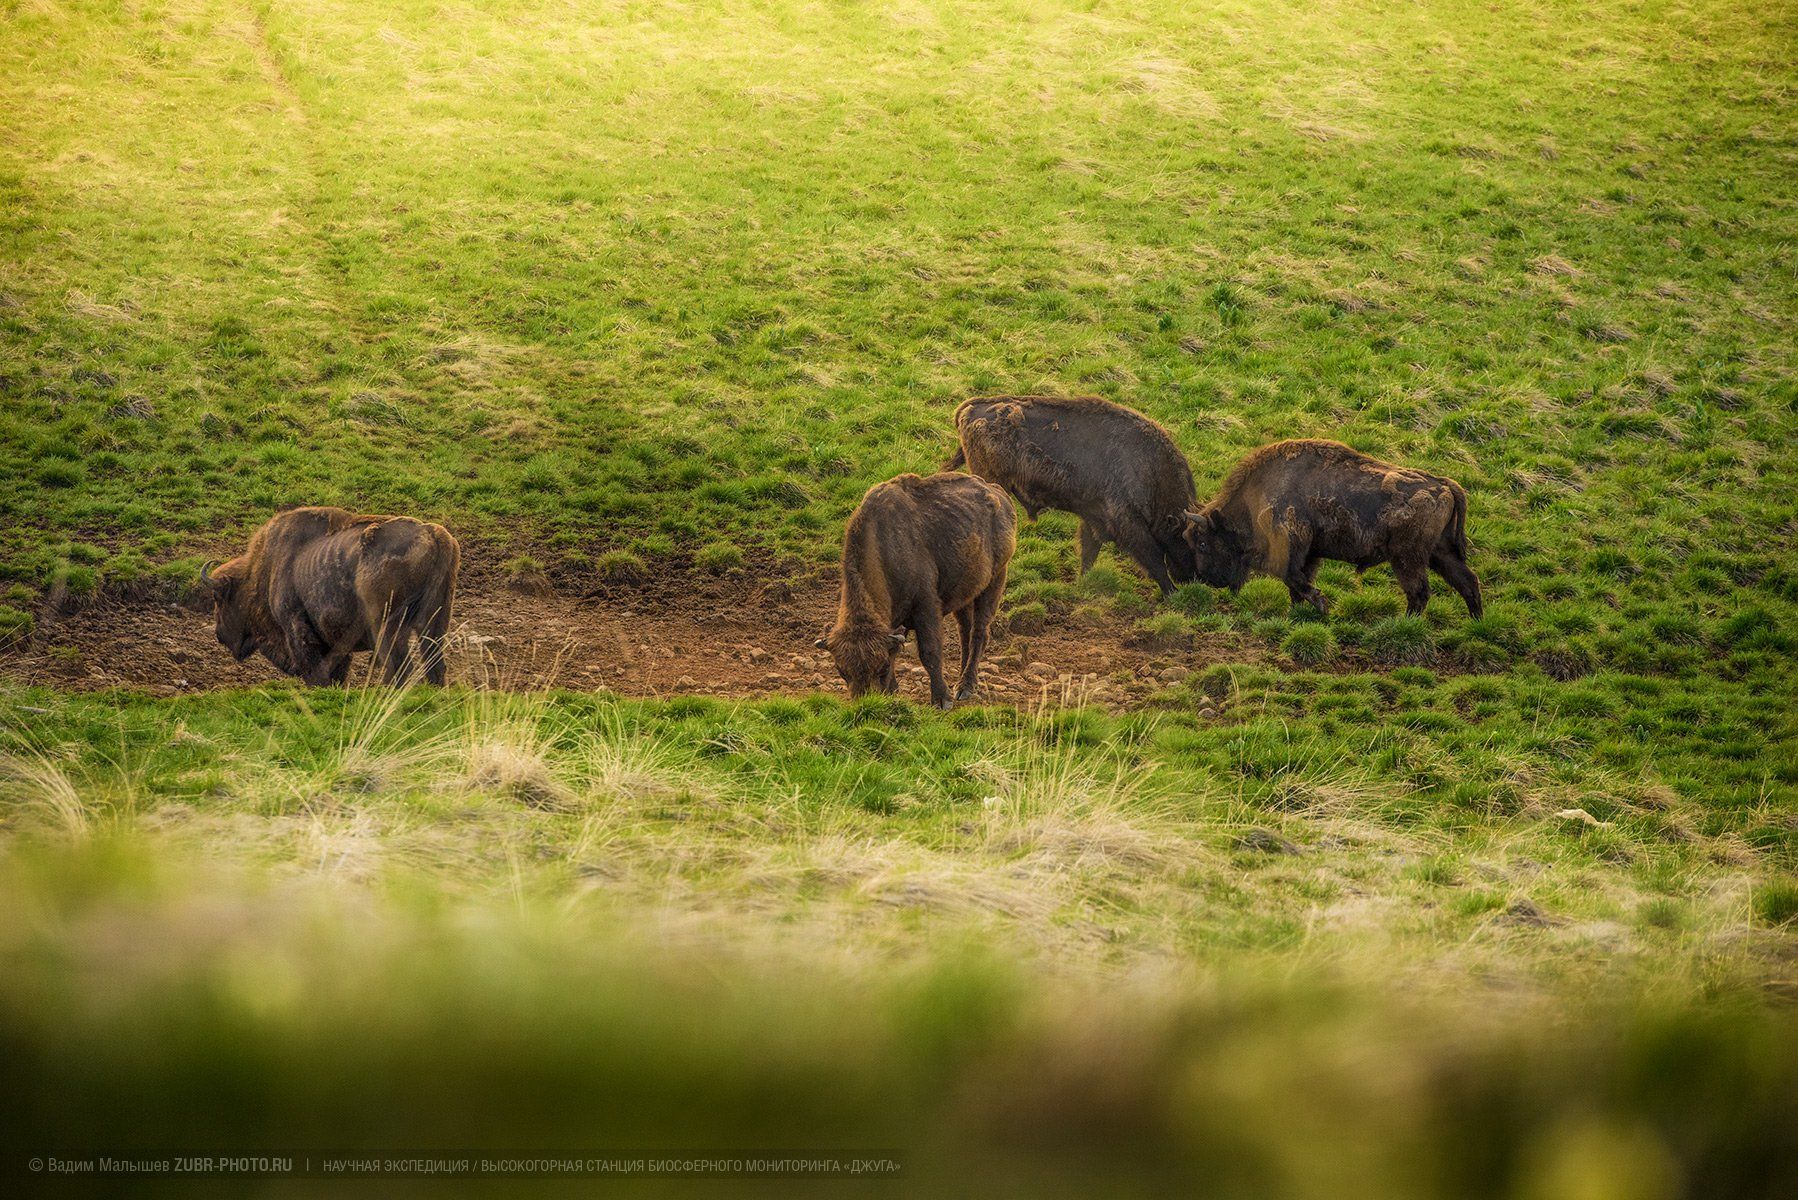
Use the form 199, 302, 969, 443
200, 507, 460, 686
948, 394, 1198, 594
1181, 439, 1483, 618
816, 472, 1015, 709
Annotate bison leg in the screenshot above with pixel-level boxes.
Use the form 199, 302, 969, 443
277, 611, 332, 685
1115, 519, 1177, 595
310, 635, 361, 687
372, 607, 415, 686
1077, 520, 1106, 576
955, 573, 1006, 703
1284, 552, 1330, 615
955, 608, 975, 679
417, 611, 450, 686
417, 582, 454, 687
1430, 551, 1484, 620
911, 609, 953, 710
1393, 557, 1431, 617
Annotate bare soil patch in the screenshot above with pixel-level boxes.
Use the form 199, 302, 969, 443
0, 566, 1256, 709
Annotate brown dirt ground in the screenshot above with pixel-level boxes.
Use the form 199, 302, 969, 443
0, 567, 1260, 709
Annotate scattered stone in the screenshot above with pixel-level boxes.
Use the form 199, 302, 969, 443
747, 647, 769, 663
674, 675, 698, 689
1234, 828, 1301, 855
1158, 666, 1190, 684
1023, 662, 1057, 683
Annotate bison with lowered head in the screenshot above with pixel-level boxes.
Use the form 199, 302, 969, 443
200, 507, 460, 686
949, 395, 1197, 594
816, 472, 1015, 709
1182, 440, 1482, 618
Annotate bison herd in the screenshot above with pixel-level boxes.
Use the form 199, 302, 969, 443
197, 396, 1482, 708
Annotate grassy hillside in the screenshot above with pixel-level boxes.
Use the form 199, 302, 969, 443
2, 0, 1795, 675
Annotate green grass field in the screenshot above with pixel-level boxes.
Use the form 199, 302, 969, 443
2, 0, 1796, 1193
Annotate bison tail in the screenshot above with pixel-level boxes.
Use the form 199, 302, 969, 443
944, 444, 967, 472
418, 534, 459, 686
1447, 484, 1470, 558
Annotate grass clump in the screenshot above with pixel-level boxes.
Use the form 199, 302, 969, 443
1074, 566, 1134, 600
694, 541, 745, 574
1168, 584, 1218, 617
1136, 612, 1196, 650
1239, 578, 1292, 618
1281, 624, 1336, 667
0, 606, 32, 650
1364, 618, 1435, 666
594, 550, 647, 582
1333, 589, 1404, 624
1004, 600, 1047, 636
1753, 879, 1798, 928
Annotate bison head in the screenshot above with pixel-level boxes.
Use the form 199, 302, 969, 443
1180, 510, 1250, 591
1157, 512, 1200, 584
200, 557, 258, 663
815, 624, 906, 698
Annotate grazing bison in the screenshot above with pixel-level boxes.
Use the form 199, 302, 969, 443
948, 395, 1198, 594
1181, 440, 1482, 618
200, 507, 460, 686
816, 472, 1015, 709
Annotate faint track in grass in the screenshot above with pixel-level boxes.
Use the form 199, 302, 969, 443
234, 2, 398, 350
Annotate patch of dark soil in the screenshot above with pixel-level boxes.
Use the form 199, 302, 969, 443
0, 563, 1259, 710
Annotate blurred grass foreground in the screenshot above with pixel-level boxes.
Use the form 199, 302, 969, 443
1, 685, 1794, 1197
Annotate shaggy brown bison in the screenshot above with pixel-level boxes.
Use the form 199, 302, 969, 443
1181, 440, 1482, 618
948, 394, 1198, 594
200, 507, 460, 686
816, 472, 1016, 709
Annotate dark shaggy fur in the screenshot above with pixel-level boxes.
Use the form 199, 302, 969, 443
1182, 439, 1482, 618
202, 507, 461, 686
818, 472, 1016, 709
948, 395, 1198, 594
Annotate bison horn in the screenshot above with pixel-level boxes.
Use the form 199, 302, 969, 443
813, 637, 828, 650
198, 559, 220, 585
888, 630, 906, 649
